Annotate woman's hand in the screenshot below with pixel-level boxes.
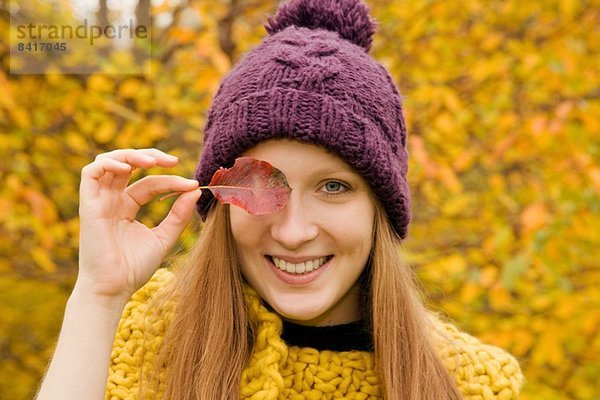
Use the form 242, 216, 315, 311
35, 148, 199, 400
75, 148, 201, 302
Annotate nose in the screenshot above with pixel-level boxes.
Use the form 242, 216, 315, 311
270, 192, 319, 250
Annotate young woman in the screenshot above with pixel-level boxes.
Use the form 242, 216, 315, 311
36, 0, 523, 399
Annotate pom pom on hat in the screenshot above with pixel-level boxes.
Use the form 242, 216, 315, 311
265, 0, 377, 52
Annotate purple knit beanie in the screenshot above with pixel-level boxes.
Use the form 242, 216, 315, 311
194, 0, 411, 238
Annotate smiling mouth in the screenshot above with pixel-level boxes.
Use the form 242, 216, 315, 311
267, 255, 333, 275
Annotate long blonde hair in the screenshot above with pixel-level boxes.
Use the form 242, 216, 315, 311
141, 201, 462, 399
369, 201, 462, 399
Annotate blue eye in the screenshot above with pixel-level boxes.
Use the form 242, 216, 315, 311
322, 180, 349, 195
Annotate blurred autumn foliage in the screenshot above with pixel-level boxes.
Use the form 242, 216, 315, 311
1, 0, 599, 399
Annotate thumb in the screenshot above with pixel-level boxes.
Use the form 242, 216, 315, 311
152, 189, 202, 251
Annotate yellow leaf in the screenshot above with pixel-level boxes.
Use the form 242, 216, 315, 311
119, 79, 143, 99
11, 107, 31, 129
31, 247, 56, 273
480, 32, 503, 52
479, 265, 498, 288
452, 148, 478, 172
581, 313, 600, 337
511, 329, 535, 357
433, 112, 458, 135
65, 130, 89, 152
152, 0, 171, 14
529, 115, 548, 136
532, 322, 564, 367
409, 136, 437, 178
460, 281, 482, 303
437, 165, 462, 194
588, 167, 600, 195
441, 193, 473, 217
169, 27, 197, 44
554, 296, 579, 319
520, 202, 549, 236
489, 284, 513, 312
24, 189, 57, 223
555, 101, 573, 120
530, 295, 553, 312
209, 49, 232, 75
0, 198, 11, 222
88, 74, 115, 93
93, 119, 117, 144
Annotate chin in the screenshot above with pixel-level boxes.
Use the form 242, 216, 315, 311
269, 298, 329, 324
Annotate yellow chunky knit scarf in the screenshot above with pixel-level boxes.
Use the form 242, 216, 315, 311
106, 269, 523, 399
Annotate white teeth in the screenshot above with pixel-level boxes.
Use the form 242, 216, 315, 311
304, 260, 313, 273
286, 262, 295, 273
271, 256, 329, 274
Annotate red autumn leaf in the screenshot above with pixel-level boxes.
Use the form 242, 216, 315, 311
204, 157, 291, 215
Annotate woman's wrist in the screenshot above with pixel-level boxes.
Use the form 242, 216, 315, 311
35, 274, 129, 400
69, 278, 131, 315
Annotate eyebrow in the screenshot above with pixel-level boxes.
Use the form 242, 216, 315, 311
308, 165, 359, 179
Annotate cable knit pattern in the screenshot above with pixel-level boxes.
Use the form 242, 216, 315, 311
106, 269, 523, 399
106, 269, 174, 399
240, 284, 381, 399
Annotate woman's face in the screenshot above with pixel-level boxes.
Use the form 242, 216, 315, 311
229, 139, 375, 326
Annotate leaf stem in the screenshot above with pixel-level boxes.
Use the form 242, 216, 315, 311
159, 185, 253, 201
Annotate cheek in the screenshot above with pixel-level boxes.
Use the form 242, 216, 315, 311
348, 228, 373, 260
229, 207, 268, 253
316, 210, 373, 264
350, 205, 375, 257
229, 207, 252, 248
331, 203, 375, 243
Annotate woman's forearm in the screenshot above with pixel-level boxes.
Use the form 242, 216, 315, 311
35, 282, 127, 400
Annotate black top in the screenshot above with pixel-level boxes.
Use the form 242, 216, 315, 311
281, 319, 374, 352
